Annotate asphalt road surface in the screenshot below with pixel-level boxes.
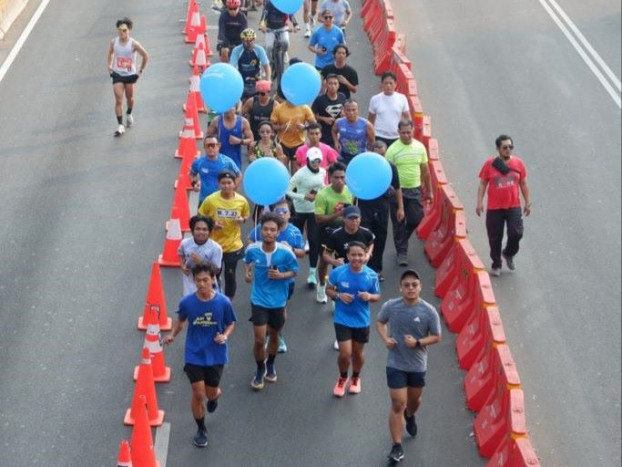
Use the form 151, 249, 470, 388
391, 1, 621, 466
0, 0, 484, 466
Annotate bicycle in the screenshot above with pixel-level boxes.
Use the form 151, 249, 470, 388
263, 26, 291, 89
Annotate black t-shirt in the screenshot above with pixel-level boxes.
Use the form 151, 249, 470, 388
321, 64, 359, 99
358, 162, 401, 207
249, 98, 275, 139
325, 226, 375, 260
312, 92, 346, 146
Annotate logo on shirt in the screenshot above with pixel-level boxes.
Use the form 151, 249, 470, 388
340, 281, 350, 288
414, 316, 421, 323
193, 312, 217, 327
326, 103, 343, 118
216, 208, 239, 219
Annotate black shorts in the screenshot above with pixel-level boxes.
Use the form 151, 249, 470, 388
281, 144, 303, 161
319, 225, 337, 249
184, 363, 224, 387
111, 72, 139, 84
217, 39, 240, 52
334, 323, 370, 344
386, 367, 426, 389
250, 304, 286, 330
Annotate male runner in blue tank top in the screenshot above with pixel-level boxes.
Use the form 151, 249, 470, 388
206, 107, 254, 169
332, 99, 375, 165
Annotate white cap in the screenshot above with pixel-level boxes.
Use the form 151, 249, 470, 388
306, 147, 323, 162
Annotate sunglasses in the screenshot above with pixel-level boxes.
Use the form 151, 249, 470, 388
228, 7, 238, 10
501, 145, 514, 150
274, 207, 289, 215
205, 143, 217, 148
324, 16, 333, 19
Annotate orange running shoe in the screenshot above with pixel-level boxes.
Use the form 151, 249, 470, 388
349, 376, 362, 394
333, 377, 349, 398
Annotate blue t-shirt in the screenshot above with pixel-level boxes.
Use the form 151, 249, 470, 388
178, 292, 237, 366
229, 44, 270, 80
191, 154, 241, 204
249, 223, 304, 286
335, 117, 368, 160
309, 26, 346, 69
244, 243, 299, 308
328, 264, 380, 328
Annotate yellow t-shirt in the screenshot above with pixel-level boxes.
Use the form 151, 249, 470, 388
270, 102, 314, 149
198, 192, 250, 253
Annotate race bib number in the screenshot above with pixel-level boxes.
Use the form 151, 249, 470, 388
116, 57, 133, 71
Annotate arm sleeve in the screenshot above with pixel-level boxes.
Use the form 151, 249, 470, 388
229, 46, 240, 65
223, 301, 237, 325
377, 301, 390, 323
314, 191, 327, 215
218, 13, 226, 42
257, 46, 270, 66
242, 199, 251, 218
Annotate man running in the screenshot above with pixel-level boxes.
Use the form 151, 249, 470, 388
244, 213, 299, 390
206, 106, 253, 170
308, 9, 345, 70
312, 74, 346, 147
376, 269, 441, 464
321, 44, 358, 98
367, 72, 410, 148
163, 263, 237, 448
107, 17, 148, 137
332, 99, 375, 165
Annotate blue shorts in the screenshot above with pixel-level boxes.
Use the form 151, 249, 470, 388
386, 367, 426, 389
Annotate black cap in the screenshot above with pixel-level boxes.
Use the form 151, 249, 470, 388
400, 269, 421, 281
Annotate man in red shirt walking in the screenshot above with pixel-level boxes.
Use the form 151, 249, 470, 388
476, 135, 532, 276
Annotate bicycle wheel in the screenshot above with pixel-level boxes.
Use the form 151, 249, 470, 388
272, 47, 284, 89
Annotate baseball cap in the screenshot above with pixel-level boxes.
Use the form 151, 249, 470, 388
400, 269, 421, 281
343, 205, 361, 218
306, 147, 323, 162
256, 80, 271, 93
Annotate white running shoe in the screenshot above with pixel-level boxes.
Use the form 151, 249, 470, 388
304, 24, 311, 38
333, 339, 339, 351
114, 124, 126, 137
316, 284, 328, 303
126, 114, 134, 128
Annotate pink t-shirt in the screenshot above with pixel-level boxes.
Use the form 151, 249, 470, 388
479, 156, 527, 210
295, 142, 339, 169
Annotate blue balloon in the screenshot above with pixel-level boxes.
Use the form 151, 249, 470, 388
281, 62, 322, 106
345, 152, 393, 200
271, 0, 304, 15
200, 63, 244, 113
243, 158, 290, 206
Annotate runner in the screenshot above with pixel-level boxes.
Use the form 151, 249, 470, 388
107, 17, 148, 137
308, 9, 345, 71
206, 106, 254, 170
198, 171, 250, 300
294, 122, 339, 177
270, 97, 316, 173
249, 121, 285, 163
312, 74, 346, 147
332, 99, 375, 165
367, 72, 410, 148
229, 28, 271, 100
217, 0, 248, 63
326, 241, 380, 397
163, 262, 237, 448
244, 212, 299, 391
376, 269, 441, 464
321, 44, 358, 98
178, 215, 224, 296
242, 80, 276, 140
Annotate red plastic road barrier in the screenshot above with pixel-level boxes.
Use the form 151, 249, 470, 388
362, 0, 383, 41
443, 269, 495, 333
465, 343, 521, 412
383, 0, 395, 19
416, 159, 448, 240
487, 435, 541, 467
373, 19, 397, 74
475, 388, 527, 458
130, 395, 160, 467
125, 348, 165, 426
138, 262, 172, 331
419, 115, 432, 149
408, 95, 424, 139
456, 305, 506, 371
395, 64, 418, 98
394, 33, 407, 56
435, 237, 483, 297
424, 184, 466, 267
427, 137, 439, 161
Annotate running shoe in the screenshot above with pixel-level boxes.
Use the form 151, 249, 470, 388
349, 376, 361, 394
251, 368, 266, 391
502, 252, 516, 270
265, 362, 277, 383
404, 409, 417, 437
387, 443, 404, 463
114, 124, 125, 137
316, 284, 328, 303
125, 114, 134, 128
304, 24, 311, 38
333, 339, 339, 351
490, 266, 501, 277
207, 399, 218, 413
333, 376, 348, 398
278, 335, 288, 353
307, 271, 317, 288
193, 428, 208, 448
397, 253, 408, 267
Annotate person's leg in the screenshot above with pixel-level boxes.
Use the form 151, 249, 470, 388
391, 197, 408, 256
220, 46, 230, 63
113, 82, 125, 125
265, 30, 275, 60
253, 323, 268, 365
406, 386, 423, 416
404, 189, 424, 235
503, 207, 524, 259
124, 83, 135, 115
485, 209, 505, 269
351, 340, 366, 375
190, 381, 207, 421
389, 387, 408, 443
222, 250, 241, 299
337, 339, 352, 375
306, 213, 321, 268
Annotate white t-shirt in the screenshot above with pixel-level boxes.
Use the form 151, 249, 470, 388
368, 91, 409, 139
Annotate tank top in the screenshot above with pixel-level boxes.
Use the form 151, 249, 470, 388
112, 37, 136, 76
250, 98, 275, 139
218, 115, 243, 169
253, 140, 278, 159
336, 117, 368, 162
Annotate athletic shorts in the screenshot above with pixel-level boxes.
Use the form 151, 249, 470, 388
217, 39, 240, 52
111, 72, 139, 84
319, 225, 337, 250
250, 304, 286, 330
184, 363, 224, 387
281, 144, 303, 161
386, 367, 426, 389
334, 323, 370, 344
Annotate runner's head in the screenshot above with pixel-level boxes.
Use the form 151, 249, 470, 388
343, 205, 361, 232
328, 162, 347, 191
398, 120, 414, 144
217, 170, 237, 195
380, 72, 397, 95
325, 74, 340, 95
495, 134, 514, 159
257, 121, 275, 140
270, 198, 292, 224
372, 139, 387, 156
256, 80, 272, 101
321, 9, 334, 28
190, 215, 215, 244
116, 17, 133, 38
192, 262, 218, 294
259, 212, 284, 243
345, 241, 367, 269
399, 269, 422, 301
306, 122, 322, 145
343, 99, 359, 121
203, 136, 221, 157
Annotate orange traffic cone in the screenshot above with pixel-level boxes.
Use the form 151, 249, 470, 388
189, 41, 210, 72
183, 0, 198, 36
174, 115, 200, 159
135, 308, 172, 383
185, 5, 206, 44
125, 348, 165, 426
185, 65, 207, 114
191, 29, 213, 58
170, 175, 191, 233
182, 91, 203, 140
130, 395, 160, 467
174, 163, 193, 193
138, 262, 172, 331
117, 440, 132, 467
158, 208, 182, 268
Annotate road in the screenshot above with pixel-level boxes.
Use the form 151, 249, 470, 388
391, 0, 622, 466
0, 0, 484, 466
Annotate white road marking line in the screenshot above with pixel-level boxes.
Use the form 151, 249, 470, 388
0, 0, 52, 85
154, 422, 171, 467
538, 0, 621, 108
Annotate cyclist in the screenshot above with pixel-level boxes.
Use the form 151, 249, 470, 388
217, 0, 248, 63
229, 28, 271, 101
259, 1, 299, 78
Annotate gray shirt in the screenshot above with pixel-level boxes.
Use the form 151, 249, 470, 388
377, 298, 441, 372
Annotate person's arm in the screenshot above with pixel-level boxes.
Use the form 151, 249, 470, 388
133, 41, 149, 74
107, 40, 115, 74
214, 322, 236, 344
343, 4, 353, 27
315, 208, 343, 226
520, 178, 531, 216
218, 13, 226, 42
243, 260, 254, 283
395, 188, 405, 222
476, 179, 488, 216
408, 333, 441, 348
367, 112, 376, 126
241, 118, 254, 146
331, 123, 341, 152
366, 121, 375, 149
322, 248, 343, 267
420, 162, 433, 202
287, 173, 305, 201
375, 320, 397, 349
206, 117, 219, 138
241, 97, 253, 120
162, 317, 186, 345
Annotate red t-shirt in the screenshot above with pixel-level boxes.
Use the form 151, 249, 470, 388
479, 156, 527, 210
